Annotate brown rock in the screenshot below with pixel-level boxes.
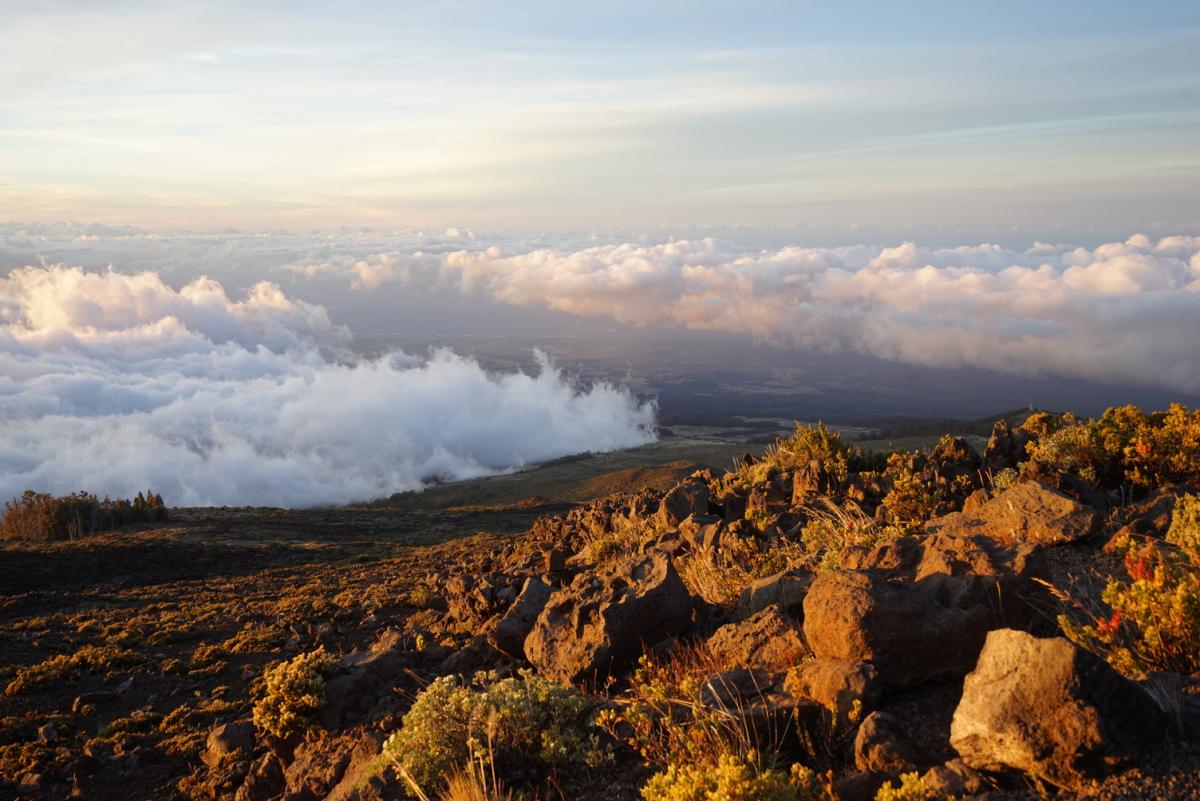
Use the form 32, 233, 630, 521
235, 753, 284, 801
785, 658, 881, 722
318, 630, 411, 730
950, 629, 1167, 789
656, 478, 710, 529
854, 710, 925, 774
489, 576, 553, 658
925, 481, 1102, 548
203, 720, 255, 770
802, 570, 1000, 690
733, 569, 812, 620
525, 550, 693, 684
706, 605, 807, 670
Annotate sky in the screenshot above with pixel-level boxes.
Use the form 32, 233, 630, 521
3, 0, 1200, 239
2, 2, 1200, 506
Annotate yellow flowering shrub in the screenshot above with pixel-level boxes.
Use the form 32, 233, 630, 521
874, 772, 947, 801
375, 669, 606, 795
642, 752, 826, 801
251, 646, 337, 739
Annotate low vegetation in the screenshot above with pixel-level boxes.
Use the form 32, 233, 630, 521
251, 646, 338, 740
371, 669, 607, 797
1060, 493, 1200, 677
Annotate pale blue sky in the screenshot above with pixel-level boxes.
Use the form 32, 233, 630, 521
2, 1, 1199, 238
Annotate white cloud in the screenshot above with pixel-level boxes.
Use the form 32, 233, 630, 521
305, 234, 1200, 393
0, 265, 656, 507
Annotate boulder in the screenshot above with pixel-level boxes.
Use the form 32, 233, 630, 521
919, 759, 987, 797
733, 569, 812, 620
489, 576, 553, 658
950, 629, 1167, 789
235, 753, 284, 801
656, 479, 710, 529
203, 720, 255, 769
839, 537, 921, 575
283, 733, 358, 801
525, 551, 694, 684
802, 570, 1000, 690
983, 419, 1032, 472
854, 710, 925, 774
914, 533, 1045, 627
318, 630, 411, 729
925, 481, 1102, 548
706, 605, 807, 670
792, 459, 842, 501
784, 658, 881, 722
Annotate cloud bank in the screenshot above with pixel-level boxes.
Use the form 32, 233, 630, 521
0, 265, 656, 507
292, 234, 1200, 394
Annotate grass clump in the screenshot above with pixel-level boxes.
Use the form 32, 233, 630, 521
1059, 494, 1200, 677
373, 669, 606, 797
798, 501, 898, 572
251, 646, 338, 740
0, 489, 167, 541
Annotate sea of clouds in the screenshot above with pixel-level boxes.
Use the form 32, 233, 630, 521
0, 263, 657, 507
2, 224, 1199, 507
285, 234, 1200, 395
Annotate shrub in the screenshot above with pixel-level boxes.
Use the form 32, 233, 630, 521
881, 453, 943, 528
874, 772, 945, 801
1026, 422, 1108, 486
1022, 404, 1200, 490
989, 467, 1019, 492
716, 423, 861, 497
0, 489, 168, 541
1059, 494, 1200, 677
251, 647, 338, 739
374, 669, 606, 796
642, 751, 826, 801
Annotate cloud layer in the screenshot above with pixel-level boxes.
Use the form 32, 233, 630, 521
0, 265, 656, 507
292, 234, 1200, 394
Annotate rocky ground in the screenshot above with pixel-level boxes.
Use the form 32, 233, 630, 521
2, 416, 1198, 801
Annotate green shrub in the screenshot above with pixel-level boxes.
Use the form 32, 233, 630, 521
642, 752, 826, 801
881, 453, 943, 528
374, 669, 606, 796
251, 647, 338, 739
1022, 404, 1200, 490
1060, 494, 1200, 677
874, 772, 946, 801
0, 489, 168, 541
